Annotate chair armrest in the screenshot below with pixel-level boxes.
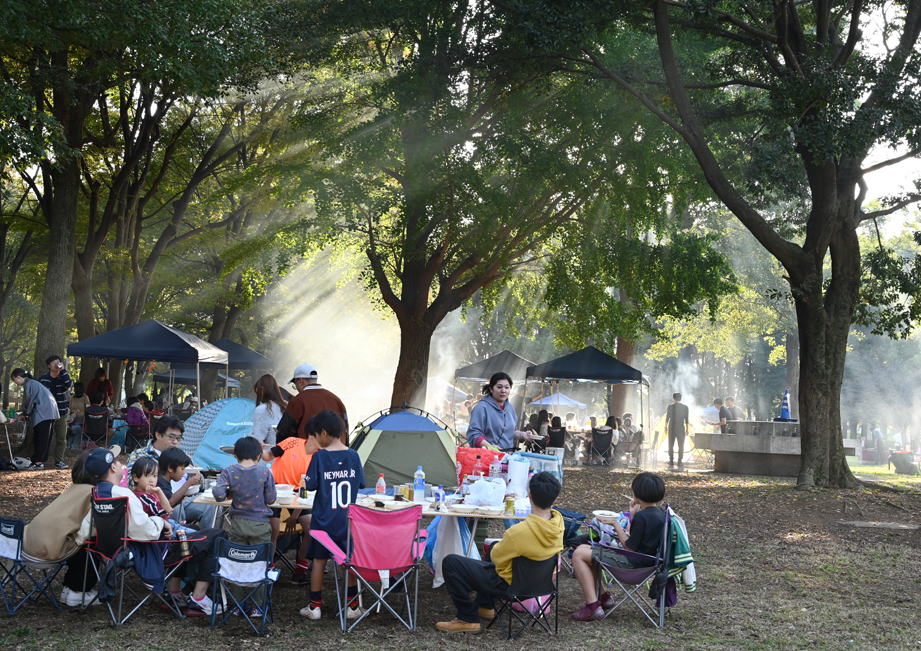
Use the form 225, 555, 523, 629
309, 530, 347, 565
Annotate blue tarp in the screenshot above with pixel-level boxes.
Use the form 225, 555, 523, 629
179, 397, 255, 469
367, 410, 443, 432
529, 392, 586, 408
67, 319, 228, 364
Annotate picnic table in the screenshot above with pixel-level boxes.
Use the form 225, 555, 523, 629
193, 492, 314, 527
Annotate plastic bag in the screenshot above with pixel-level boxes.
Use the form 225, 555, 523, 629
466, 477, 506, 506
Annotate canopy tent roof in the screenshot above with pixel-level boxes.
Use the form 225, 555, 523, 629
529, 392, 586, 409
207, 338, 271, 370
454, 350, 535, 381
428, 378, 468, 402
153, 367, 240, 389
525, 346, 645, 384
67, 319, 228, 365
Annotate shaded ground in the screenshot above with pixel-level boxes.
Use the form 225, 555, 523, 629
1, 455, 920, 650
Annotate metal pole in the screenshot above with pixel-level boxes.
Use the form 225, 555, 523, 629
168, 368, 175, 416
195, 363, 201, 412
225, 362, 230, 400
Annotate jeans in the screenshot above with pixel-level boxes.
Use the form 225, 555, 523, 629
442, 554, 509, 623
668, 429, 686, 463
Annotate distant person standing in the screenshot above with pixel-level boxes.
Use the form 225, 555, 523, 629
725, 396, 743, 421
276, 363, 348, 441
664, 393, 690, 468
11, 369, 60, 471
715, 399, 730, 433
39, 355, 73, 469
86, 367, 114, 405
252, 374, 286, 445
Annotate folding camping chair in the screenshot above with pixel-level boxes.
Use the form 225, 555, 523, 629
486, 555, 559, 640
309, 503, 427, 632
592, 504, 671, 628
556, 508, 588, 576
618, 430, 645, 469
0, 517, 65, 614
210, 539, 277, 635
588, 428, 614, 466
83, 409, 109, 446
84, 494, 198, 625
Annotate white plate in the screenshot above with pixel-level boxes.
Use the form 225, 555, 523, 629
592, 509, 619, 523
477, 506, 505, 515
297, 497, 312, 506
275, 484, 295, 492
368, 494, 394, 502
385, 501, 417, 510
448, 504, 478, 514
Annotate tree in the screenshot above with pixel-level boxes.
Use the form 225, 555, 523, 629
505, 0, 921, 488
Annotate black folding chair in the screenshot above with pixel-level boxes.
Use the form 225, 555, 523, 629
593, 505, 671, 628
210, 539, 277, 635
84, 494, 197, 625
557, 508, 588, 576
588, 428, 614, 465
487, 555, 558, 640
0, 517, 65, 614
83, 409, 109, 445
124, 426, 150, 453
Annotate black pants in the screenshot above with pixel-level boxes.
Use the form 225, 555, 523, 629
64, 548, 97, 591
442, 554, 508, 623
31, 419, 55, 464
668, 429, 685, 462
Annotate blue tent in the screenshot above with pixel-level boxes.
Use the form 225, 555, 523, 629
179, 398, 255, 469
529, 392, 586, 409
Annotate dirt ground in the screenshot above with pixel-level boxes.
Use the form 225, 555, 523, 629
1, 455, 920, 650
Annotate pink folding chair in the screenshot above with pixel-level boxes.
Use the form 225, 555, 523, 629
310, 504, 427, 632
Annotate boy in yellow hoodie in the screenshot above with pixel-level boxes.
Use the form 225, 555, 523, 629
435, 471, 563, 633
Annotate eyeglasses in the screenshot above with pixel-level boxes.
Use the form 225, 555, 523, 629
167, 434, 183, 442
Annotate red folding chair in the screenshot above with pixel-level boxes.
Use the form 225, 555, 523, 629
309, 504, 427, 632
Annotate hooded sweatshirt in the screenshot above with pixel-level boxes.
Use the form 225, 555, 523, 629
466, 395, 518, 450
489, 509, 564, 584
22, 377, 60, 424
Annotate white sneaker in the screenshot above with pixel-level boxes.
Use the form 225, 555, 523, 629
190, 595, 223, 616
299, 604, 322, 620
346, 605, 363, 620
61, 587, 98, 607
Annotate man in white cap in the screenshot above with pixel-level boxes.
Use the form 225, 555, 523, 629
276, 363, 348, 441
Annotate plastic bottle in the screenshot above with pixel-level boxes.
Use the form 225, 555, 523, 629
434, 484, 445, 509
177, 529, 190, 556
489, 459, 502, 478
375, 473, 386, 494
472, 455, 485, 478
413, 465, 426, 503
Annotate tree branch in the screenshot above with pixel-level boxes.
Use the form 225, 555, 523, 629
861, 147, 921, 174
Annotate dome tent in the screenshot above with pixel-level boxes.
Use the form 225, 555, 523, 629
179, 397, 255, 470
351, 408, 459, 488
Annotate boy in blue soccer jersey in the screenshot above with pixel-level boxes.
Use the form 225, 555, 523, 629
298, 410, 365, 621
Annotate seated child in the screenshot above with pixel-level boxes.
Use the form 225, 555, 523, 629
212, 436, 277, 546
78, 448, 221, 615
434, 471, 564, 633
298, 410, 364, 621
570, 471, 667, 621
131, 456, 172, 520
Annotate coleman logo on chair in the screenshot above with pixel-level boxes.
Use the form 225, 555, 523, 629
228, 548, 258, 562
0, 524, 14, 537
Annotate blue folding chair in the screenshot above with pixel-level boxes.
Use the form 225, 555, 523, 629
0, 517, 65, 614
210, 539, 277, 635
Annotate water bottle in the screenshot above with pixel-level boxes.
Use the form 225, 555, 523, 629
375, 473, 386, 494
489, 459, 502, 478
472, 455, 485, 478
434, 484, 445, 509
413, 466, 425, 503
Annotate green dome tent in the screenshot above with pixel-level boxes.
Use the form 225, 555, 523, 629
351, 408, 460, 488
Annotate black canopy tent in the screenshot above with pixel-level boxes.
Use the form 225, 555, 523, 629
451, 350, 535, 429
66, 319, 230, 410
208, 338, 271, 370
524, 346, 650, 433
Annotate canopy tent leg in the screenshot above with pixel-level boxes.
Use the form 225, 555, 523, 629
225, 362, 230, 399
195, 363, 201, 412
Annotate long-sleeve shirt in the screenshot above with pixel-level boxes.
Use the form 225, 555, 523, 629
252, 402, 282, 444
39, 370, 73, 416
212, 463, 276, 521
466, 395, 518, 449
76, 482, 166, 544
22, 378, 60, 424
490, 510, 564, 584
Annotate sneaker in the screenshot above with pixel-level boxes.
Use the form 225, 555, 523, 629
435, 618, 481, 632
570, 602, 604, 621
189, 594, 222, 616
250, 606, 265, 618
290, 570, 310, 585
54, 461, 69, 470
299, 604, 322, 619
26, 463, 44, 471
346, 604, 363, 620
599, 592, 615, 610
61, 587, 98, 607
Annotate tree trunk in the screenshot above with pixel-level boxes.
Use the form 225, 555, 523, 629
791, 268, 859, 489
390, 320, 436, 410
72, 258, 100, 386
34, 162, 79, 371
610, 336, 636, 417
